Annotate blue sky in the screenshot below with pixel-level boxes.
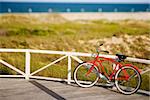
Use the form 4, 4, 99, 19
1, 0, 149, 3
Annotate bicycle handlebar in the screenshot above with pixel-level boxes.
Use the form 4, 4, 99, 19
96, 43, 109, 54
102, 50, 109, 54
99, 43, 103, 46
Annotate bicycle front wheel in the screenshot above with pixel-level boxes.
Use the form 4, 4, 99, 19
74, 62, 99, 88
115, 66, 141, 95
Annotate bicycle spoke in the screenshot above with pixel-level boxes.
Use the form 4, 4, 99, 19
128, 73, 136, 81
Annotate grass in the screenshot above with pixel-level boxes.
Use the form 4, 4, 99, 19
0, 14, 150, 91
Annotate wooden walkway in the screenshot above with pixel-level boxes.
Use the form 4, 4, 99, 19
0, 78, 149, 100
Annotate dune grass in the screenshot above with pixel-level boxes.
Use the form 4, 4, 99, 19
0, 14, 150, 91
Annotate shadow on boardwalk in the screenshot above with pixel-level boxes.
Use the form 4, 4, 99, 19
0, 78, 149, 100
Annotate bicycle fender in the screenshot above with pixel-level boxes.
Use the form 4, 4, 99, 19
78, 62, 86, 65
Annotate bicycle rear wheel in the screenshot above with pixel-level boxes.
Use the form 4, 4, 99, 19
115, 66, 141, 95
74, 62, 99, 88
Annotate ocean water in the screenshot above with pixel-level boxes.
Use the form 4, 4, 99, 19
0, 2, 149, 13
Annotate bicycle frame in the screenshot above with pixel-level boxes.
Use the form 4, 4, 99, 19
86, 54, 139, 81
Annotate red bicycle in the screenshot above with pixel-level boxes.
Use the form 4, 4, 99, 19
74, 44, 141, 95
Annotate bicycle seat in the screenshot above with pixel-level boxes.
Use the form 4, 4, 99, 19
116, 54, 127, 60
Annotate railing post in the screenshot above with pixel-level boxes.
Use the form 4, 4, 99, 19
67, 55, 71, 84
25, 50, 30, 80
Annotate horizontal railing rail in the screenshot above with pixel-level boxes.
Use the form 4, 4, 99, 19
0, 48, 150, 84
0, 49, 150, 64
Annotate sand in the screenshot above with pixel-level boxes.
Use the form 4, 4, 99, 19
0, 12, 149, 21
60, 12, 150, 21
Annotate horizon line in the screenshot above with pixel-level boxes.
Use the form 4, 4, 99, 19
1, 0, 149, 4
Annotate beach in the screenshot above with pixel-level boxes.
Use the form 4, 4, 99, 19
1, 12, 149, 21
60, 12, 150, 21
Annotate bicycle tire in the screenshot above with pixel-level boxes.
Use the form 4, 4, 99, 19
74, 62, 99, 88
115, 66, 141, 95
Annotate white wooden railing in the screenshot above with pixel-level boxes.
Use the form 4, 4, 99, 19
0, 49, 150, 84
